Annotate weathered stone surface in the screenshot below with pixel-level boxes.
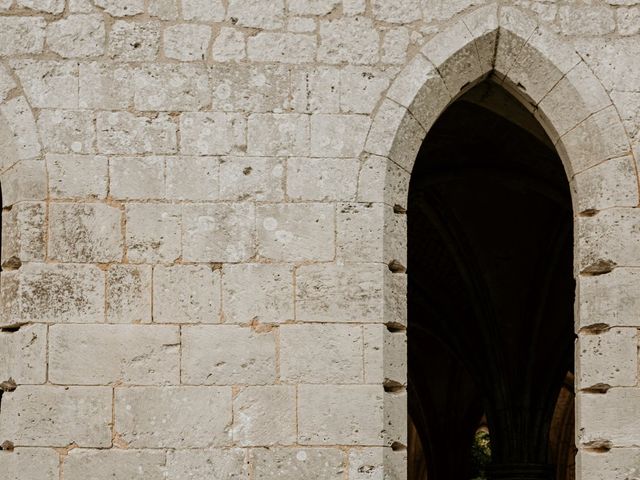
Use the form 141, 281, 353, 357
280, 324, 364, 383
288, 0, 340, 15
167, 449, 248, 479
115, 386, 232, 447
1, 264, 105, 324
572, 156, 638, 212
310, 114, 370, 157
2, 448, 59, 480
228, 0, 284, 29
577, 328, 638, 389
349, 447, 385, 480
212, 27, 246, 62
256, 203, 334, 261
107, 21, 160, 61
49, 324, 179, 385
0, 324, 46, 384
37, 110, 95, 154
153, 265, 220, 324
12, 60, 78, 109
125, 203, 181, 263
180, 112, 245, 155
248, 114, 309, 156
222, 263, 293, 324
252, 448, 345, 480
110, 156, 164, 200
182, 325, 276, 384
182, 0, 225, 21
382, 27, 410, 64
2, 201, 46, 262
0, 98, 41, 163
291, 66, 340, 113
577, 388, 640, 447
336, 202, 384, 263
340, 67, 393, 114
65, 449, 167, 480
247, 33, 316, 63
574, 37, 640, 92
287, 157, 359, 201
233, 385, 295, 446
0, 17, 46, 56
47, 154, 108, 199
46, 14, 105, 58
106, 264, 152, 323
296, 264, 383, 322
423, 0, 485, 21
363, 325, 407, 385
166, 156, 219, 201
164, 24, 212, 62
219, 156, 284, 201
617, 7, 640, 35
0, 386, 111, 447
49, 203, 122, 263
0, 161, 47, 207
79, 62, 135, 109
373, 0, 421, 24
135, 64, 210, 111
559, 6, 616, 36
97, 112, 177, 155
182, 203, 255, 262
17, 0, 64, 13
94, 0, 144, 16
298, 385, 384, 445
318, 17, 379, 65
149, 0, 178, 20
577, 448, 640, 480
0, 64, 16, 102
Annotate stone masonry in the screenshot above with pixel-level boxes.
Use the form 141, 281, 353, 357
0, 1, 639, 479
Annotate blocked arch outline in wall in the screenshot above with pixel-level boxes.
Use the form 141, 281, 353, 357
366, 4, 640, 478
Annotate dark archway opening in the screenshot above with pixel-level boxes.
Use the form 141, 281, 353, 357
407, 82, 575, 480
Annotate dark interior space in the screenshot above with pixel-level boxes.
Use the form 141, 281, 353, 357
407, 82, 576, 480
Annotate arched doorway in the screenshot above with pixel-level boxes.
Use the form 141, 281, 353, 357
407, 81, 575, 480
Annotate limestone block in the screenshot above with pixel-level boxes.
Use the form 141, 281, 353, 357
617, 7, 640, 35
2, 448, 59, 480
46, 14, 105, 58
0, 161, 46, 207
97, 112, 177, 155
577, 328, 638, 389
287, 157, 359, 201
384, 390, 407, 447
221, 263, 293, 324
349, 447, 385, 480
559, 6, 615, 36
17, 0, 63, 12
344, 0, 366, 15
310, 114, 370, 157
298, 385, 384, 445
182, 203, 255, 262
110, 156, 164, 200
288, 0, 340, 15
288, 17, 315, 33
211, 64, 290, 113
106, 264, 151, 323
49, 324, 179, 385
372, 0, 421, 24
384, 268, 407, 327
0, 324, 46, 384
125, 204, 181, 263
180, 112, 245, 156
79, 62, 135, 109
12, 60, 78, 109
115, 386, 232, 447
166, 156, 219, 201
38, 110, 95, 154
280, 324, 364, 383
0, 64, 16, 103
577, 448, 640, 480
65, 449, 167, 480
336, 202, 384, 263
219, 156, 284, 201
153, 265, 220, 324
578, 268, 640, 329
0, 98, 41, 162
256, 203, 334, 262
94, 0, 144, 16
340, 67, 393, 114
0, 386, 111, 447
247, 33, 316, 63
228, 0, 284, 29
166, 449, 248, 479
135, 64, 210, 111
318, 17, 379, 65
382, 27, 410, 65
232, 385, 296, 446
164, 24, 212, 62
212, 28, 245, 62
364, 325, 407, 386
0, 17, 46, 55
572, 156, 638, 213
296, 263, 384, 322
1, 263, 105, 325
47, 154, 108, 199
149, 0, 178, 20
248, 113, 309, 157
423, 0, 485, 22
49, 203, 122, 263
577, 388, 640, 447
182, 0, 225, 21
251, 447, 345, 480
291, 67, 340, 113
68, 0, 94, 12
461, 5, 498, 72
573, 37, 640, 93
2, 201, 46, 263
107, 20, 161, 61
181, 325, 276, 384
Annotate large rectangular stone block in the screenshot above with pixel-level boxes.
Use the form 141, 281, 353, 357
166, 156, 219, 201
287, 157, 359, 201
125, 203, 182, 263
109, 156, 165, 200
37, 109, 95, 154
166, 449, 248, 479
0, 323, 47, 384
251, 447, 345, 480
247, 33, 317, 63
97, 112, 177, 155
79, 62, 135, 109
577, 328, 638, 389
181, 325, 276, 385
577, 388, 640, 447
1, 201, 46, 263
310, 114, 370, 157
280, 324, 364, 383
364, 324, 407, 386
577, 447, 640, 480
219, 156, 285, 202
106, 264, 152, 323
115, 386, 232, 447
49, 324, 180, 385
298, 385, 384, 445
0, 386, 112, 447
247, 113, 310, 156
0, 17, 46, 55
2, 448, 59, 480
180, 112, 246, 156
47, 154, 108, 199
134, 64, 210, 111
64, 449, 167, 480
578, 268, 640, 328
12, 60, 77, 108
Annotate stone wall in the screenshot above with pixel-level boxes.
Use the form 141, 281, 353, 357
0, 1, 639, 479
